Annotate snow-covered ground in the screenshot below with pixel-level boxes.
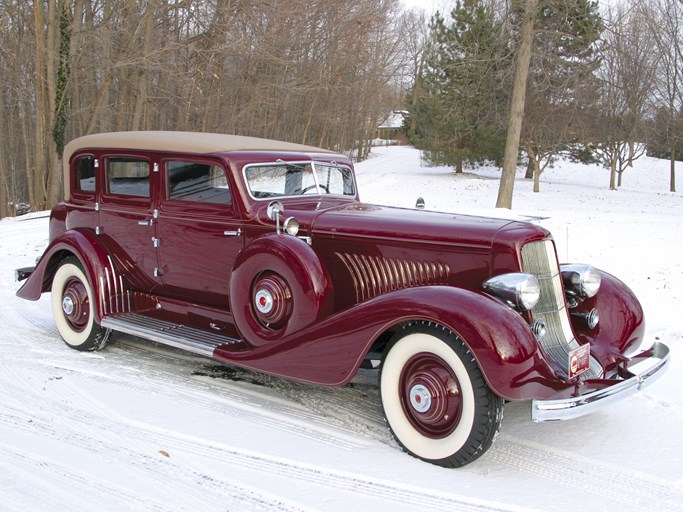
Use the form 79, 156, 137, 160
1, 146, 681, 511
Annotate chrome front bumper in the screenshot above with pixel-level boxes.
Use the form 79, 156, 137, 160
532, 342, 670, 422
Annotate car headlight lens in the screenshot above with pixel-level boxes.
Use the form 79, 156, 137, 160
483, 273, 541, 311
561, 264, 601, 298
283, 216, 300, 236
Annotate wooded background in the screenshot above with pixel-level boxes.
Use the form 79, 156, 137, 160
1, 0, 681, 217
407, 0, 682, 207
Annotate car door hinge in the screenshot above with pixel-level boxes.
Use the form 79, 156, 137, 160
154, 267, 164, 277
152, 237, 160, 248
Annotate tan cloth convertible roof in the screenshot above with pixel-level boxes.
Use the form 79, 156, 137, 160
62, 131, 337, 199
64, 131, 335, 164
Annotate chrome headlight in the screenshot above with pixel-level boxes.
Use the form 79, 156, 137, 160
483, 273, 541, 311
561, 264, 601, 298
283, 216, 300, 236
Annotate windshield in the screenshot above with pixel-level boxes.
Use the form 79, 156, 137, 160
244, 162, 355, 199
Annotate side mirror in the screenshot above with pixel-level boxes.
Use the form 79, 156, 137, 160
267, 200, 285, 234
415, 197, 425, 210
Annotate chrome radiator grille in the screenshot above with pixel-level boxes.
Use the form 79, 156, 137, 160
521, 240, 602, 379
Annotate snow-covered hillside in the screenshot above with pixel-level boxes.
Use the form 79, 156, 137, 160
1, 146, 681, 511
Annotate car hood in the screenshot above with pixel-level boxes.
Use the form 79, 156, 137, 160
310, 203, 548, 250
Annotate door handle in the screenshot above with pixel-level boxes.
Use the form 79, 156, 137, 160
223, 228, 242, 237
138, 219, 153, 226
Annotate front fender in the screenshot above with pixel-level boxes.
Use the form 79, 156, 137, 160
214, 285, 560, 399
572, 270, 646, 372
16, 229, 121, 323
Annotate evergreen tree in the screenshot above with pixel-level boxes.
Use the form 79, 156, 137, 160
521, 0, 604, 192
407, 1, 511, 173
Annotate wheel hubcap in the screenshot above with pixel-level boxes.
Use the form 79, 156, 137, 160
255, 289, 274, 314
400, 352, 463, 438
61, 277, 89, 332
252, 272, 292, 329
409, 384, 432, 413
62, 296, 75, 315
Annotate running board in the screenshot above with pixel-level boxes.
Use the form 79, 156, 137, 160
101, 313, 243, 358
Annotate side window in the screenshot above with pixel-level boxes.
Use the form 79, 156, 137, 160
74, 156, 96, 193
106, 157, 150, 198
166, 161, 231, 205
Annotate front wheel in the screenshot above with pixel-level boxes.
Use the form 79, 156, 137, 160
380, 322, 503, 467
51, 257, 110, 351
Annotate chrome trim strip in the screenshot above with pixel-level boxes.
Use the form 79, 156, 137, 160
532, 342, 670, 422
335, 252, 449, 302
99, 275, 107, 315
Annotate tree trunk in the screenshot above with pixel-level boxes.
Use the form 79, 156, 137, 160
455, 154, 463, 174
533, 159, 541, 193
610, 158, 617, 190
670, 154, 677, 193
525, 154, 534, 179
0, 83, 7, 218
496, 0, 537, 209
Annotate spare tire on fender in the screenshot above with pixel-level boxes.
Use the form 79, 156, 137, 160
229, 233, 333, 346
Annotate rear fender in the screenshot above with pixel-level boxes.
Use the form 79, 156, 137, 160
16, 229, 124, 323
214, 285, 560, 399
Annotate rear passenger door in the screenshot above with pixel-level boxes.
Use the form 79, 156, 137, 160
98, 155, 162, 293
155, 158, 243, 309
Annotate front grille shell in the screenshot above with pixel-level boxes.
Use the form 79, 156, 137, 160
521, 240, 602, 379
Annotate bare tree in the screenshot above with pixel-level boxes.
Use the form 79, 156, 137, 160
591, 3, 655, 190
0, 0, 406, 218
641, 0, 683, 192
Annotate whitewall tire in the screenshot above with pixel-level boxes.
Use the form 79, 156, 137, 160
51, 257, 110, 351
380, 322, 503, 467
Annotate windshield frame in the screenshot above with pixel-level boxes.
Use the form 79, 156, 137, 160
242, 160, 356, 201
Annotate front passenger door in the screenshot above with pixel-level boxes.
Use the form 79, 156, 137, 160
155, 159, 243, 309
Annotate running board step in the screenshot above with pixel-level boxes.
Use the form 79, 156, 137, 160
101, 313, 243, 358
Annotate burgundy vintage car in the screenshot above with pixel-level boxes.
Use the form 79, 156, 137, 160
16, 131, 669, 467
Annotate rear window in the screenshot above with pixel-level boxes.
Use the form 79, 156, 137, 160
73, 156, 96, 193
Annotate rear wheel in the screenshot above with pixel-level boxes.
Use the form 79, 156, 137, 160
380, 322, 503, 467
51, 257, 110, 351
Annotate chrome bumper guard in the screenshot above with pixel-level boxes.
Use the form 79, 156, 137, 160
532, 342, 670, 422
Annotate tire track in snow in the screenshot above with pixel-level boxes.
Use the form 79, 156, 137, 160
490, 434, 683, 511
0, 445, 170, 512
136, 430, 540, 512
34, 349, 373, 451
0, 379, 314, 512
54, 369, 534, 512
0, 442, 311, 512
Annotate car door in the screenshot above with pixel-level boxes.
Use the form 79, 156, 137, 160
97, 154, 162, 293
155, 158, 243, 309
